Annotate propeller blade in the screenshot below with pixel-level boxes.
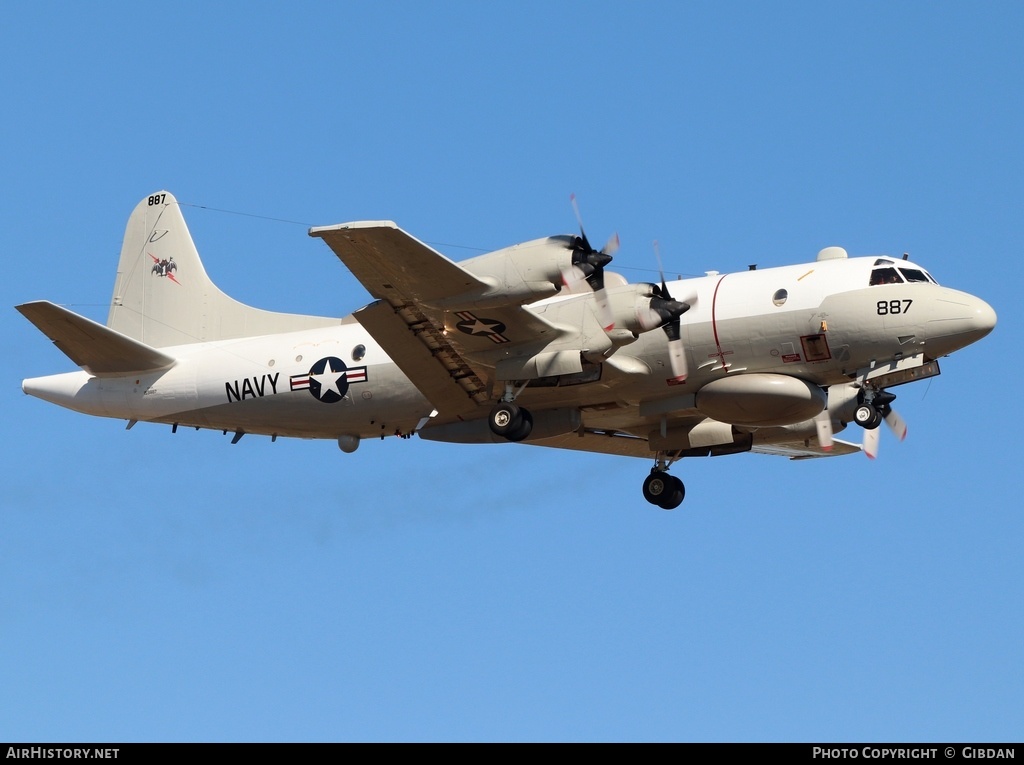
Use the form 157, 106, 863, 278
863, 426, 880, 460
654, 240, 670, 297
666, 337, 688, 381
651, 241, 696, 381
861, 394, 907, 459
603, 232, 620, 258
814, 410, 834, 451
594, 288, 614, 332
560, 265, 590, 295
570, 193, 586, 241
884, 408, 908, 441
567, 195, 618, 328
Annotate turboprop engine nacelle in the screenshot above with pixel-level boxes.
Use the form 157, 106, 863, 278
458, 236, 579, 307
604, 282, 691, 336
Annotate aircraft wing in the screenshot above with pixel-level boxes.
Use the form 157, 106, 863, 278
527, 429, 654, 459
751, 437, 862, 459
310, 221, 487, 305
530, 427, 864, 461
311, 222, 571, 417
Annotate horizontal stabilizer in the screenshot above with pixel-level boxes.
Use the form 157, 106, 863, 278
17, 301, 175, 375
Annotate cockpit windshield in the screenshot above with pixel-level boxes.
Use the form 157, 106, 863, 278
869, 267, 903, 286
899, 267, 935, 284
869, 262, 939, 286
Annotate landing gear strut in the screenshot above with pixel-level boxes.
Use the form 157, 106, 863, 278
642, 454, 685, 509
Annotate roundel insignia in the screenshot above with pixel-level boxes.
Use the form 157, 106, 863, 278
453, 311, 510, 344
307, 356, 349, 403
289, 356, 369, 403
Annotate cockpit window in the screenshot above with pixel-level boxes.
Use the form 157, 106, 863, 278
869, 267, 904, 286
899, 268, 930, 283
873, 258, 895, 267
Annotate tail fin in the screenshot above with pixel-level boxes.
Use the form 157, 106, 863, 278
107, 191, 338, 347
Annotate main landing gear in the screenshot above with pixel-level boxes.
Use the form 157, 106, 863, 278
488, 401, 533, 442
642, 454, 685, 510
489, 387, 686, 509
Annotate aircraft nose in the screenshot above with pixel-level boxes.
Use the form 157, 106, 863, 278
972, 296, 998, 337
924, 291, 997, 356
950, 293, 997, 344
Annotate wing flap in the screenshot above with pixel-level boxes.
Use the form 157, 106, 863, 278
751, 437, 861, 459
526, 429, 654, 459
17, 301, 175, 375
355, 300, 487, 418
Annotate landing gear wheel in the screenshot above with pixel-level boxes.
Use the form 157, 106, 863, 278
659, 476, 685, 510
855, 404, 882, 430
489, 402, 520, 437
643, 471, 684, 509
505, 408, 533, 442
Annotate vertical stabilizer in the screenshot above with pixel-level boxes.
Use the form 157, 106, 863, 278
107, 191, 338, 347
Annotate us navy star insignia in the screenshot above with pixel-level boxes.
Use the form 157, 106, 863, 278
453, 311, 510, 344
289, 356, 368, 403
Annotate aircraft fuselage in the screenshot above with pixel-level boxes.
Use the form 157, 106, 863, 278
24, 255, 995, 444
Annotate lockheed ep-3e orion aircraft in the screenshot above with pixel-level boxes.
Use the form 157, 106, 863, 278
18, 191, 996, 508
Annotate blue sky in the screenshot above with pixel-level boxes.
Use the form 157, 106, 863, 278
2, 2, 1021, 742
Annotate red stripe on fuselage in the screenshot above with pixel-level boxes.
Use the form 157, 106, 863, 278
710, 274, 728, 370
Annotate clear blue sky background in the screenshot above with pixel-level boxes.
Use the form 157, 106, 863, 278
2, 2, 1020, 742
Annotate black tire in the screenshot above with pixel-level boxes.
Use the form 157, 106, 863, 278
505, 408, 533, 442
854, 404, 882, 430
658, 476, 685, 510
489, 402, 520, 436
642, 471, 673, 505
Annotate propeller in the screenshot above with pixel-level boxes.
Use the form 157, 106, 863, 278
563, 194, 618, 330
860, 391, 909, 458
814, 409, 834, 451
653, 241, 695, 381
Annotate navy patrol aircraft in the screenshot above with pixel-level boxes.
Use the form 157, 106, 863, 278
18, 191, 996, 508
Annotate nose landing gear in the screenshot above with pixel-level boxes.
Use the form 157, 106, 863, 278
854, 403, 883, 430
854, 389, 896, 431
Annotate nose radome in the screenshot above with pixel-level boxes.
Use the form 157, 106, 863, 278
925, 291, 997, 356
971, 296, 997, 338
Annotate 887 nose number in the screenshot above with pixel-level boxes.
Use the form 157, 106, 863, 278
877, 299, 912, 315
